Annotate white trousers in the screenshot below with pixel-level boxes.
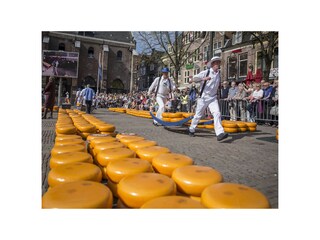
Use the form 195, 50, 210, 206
154, 96, 167, 123
189, 97, 224, 136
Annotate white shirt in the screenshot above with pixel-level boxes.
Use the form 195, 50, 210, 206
193, 68, 220, 99
252, 89, 263, 100
148, 76, 176, 98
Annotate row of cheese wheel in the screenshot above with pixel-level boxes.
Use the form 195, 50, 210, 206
43, 108, 270, 208
108, 108, 258, 132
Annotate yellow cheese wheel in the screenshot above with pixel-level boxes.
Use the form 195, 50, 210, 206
172, 165, 223, 197
162, 117, 171, 122
42, 180, 113, 208
223, 127, 238, 133
182, 113, 194, 118
135, 146, 171, 163
222, 122, 237, 128
245, 122, 257, 128
162, 112, 170, 118
248, 127, 256, 132
96, 148, 136, 167
116, 133, 138, 140
55, 135, 82, 141
152, 153, 193, 177
168, 112, 182, 118
92, 142, 126, 157
235, 122, 247, 128
76, 124, 96, 133
205, 125, 214, 129
54, 138, 86, 147
117, 173, 176, 208
127, 140, 157, 151
237, 127, 248, 132
141, 196, 204, 209
117, 198, 130, 209
107, 179, 119, 198
170, 117, 184, 122
51, 144, 86, 157
96, 124, 116, 132
201, 183, 270, 208
49, 152, 93, 169
87, 133, 112, 142
106, 158, 153, 183
48, 162, 102, 188
118, 136, 145, 146
56, 125, 77, 134
90, 136, 118, 148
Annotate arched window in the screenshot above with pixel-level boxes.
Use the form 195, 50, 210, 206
88, 47, 94, 58
58, 43, 65, 51
116, 51, 122, 60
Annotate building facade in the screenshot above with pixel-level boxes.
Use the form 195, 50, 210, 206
42, 31, 136, 104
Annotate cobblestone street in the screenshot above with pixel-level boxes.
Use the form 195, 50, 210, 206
42, 108, 278, 208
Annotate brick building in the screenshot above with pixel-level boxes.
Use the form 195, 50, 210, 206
42, 31, 136, 105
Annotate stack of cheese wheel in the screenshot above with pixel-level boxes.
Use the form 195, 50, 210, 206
135, 146, 170, 163
201, 183, 270, 208
96, 148, 136, 179
222, 120, 238, 133
152, 153, 193, 177
106, 158, 154, 197
127, 140, 157, 152
245, 122, 257, 132
276, 129, 278, 141
48, 162, 102, 188
118, 135, 145, 147
49, 151, 93, 169
172, 165, 223, 201
168, 112, 184, 123
55, 121, 77, 135
42, 180, 113, 208
88, 136, 118, 157
141, 195, 204, 209
161, 112, 171, 122
51, 144, 86, 158
117, 173, 176, 208
235, 121, 248, 132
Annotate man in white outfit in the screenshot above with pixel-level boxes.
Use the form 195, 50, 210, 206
148, 67, 176, 126
188, 56, 228, 141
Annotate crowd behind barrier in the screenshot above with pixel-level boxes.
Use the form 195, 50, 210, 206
43, 79, 278, 126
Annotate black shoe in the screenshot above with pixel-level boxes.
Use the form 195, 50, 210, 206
217, 132, 228, 141
187, 129, 195, 137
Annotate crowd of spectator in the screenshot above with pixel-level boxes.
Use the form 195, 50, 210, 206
74, 79, 279, 126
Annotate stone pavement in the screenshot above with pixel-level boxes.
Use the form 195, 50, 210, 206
42, 108, 278, 208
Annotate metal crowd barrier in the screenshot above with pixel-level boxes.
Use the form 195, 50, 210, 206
219, 99, 278, 124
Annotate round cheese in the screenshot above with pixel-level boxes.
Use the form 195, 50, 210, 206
115, 133, 138, 140
48, 162, 102, 188
51, 144, 86, 157
127, 140, 157, 152
90, 136, 118, 149
201, 183, 270, 208
56, 125, 77, 134
152, 153, 193, 177
135, 146, 171, 163
172, 165, 223, 197
106, 158, 153, 183
92, 142, 126, 157
55, 135, 82, 141
117, 173, 176, 208
223, 127, 238, 133
96, 148, 136, 167
141, 196, 204, 209
42, 180, 113, 208
87, 134, 112, 142
118, 136, 145, 146
54, 138, 86, 147
96, 124, 116, 132
49, 152, 93, 169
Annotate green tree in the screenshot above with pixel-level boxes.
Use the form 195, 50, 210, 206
249, 31, 279, 81
135, 31, 209, 84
